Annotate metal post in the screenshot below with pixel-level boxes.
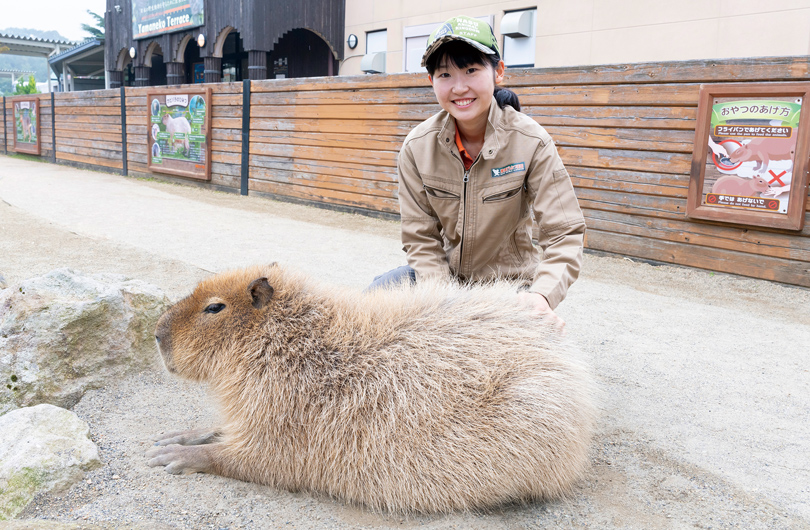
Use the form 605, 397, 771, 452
2, 96, 6, 154
240, 78, 250, 196
50, 91, 56, 162
120, 86, 128, 176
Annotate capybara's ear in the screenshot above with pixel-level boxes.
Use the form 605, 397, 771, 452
249, 277, 274, 309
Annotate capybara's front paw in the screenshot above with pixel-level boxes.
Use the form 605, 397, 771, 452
146, 444, 216, 475
153, 427, 221, 446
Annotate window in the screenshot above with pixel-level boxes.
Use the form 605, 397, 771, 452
502, 9, 536, 68
366, 30, 387, 55
403, 17, 494, 73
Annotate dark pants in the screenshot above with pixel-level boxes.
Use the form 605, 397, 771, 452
365, 265, 416, 292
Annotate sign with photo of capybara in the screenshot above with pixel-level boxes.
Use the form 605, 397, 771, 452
12, 97, 41, 156
687, 84, 810, 231
147, 88, 211, 181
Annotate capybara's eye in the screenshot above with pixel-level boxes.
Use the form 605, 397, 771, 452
204, 303, 226, 314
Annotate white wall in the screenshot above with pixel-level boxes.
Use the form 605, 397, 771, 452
342, 0, 810, 75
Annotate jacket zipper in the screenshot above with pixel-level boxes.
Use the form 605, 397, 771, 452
458, 154, 480, 277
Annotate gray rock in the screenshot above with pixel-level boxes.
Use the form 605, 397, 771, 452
0, 404, 101, 520
0, 269, 169, 415
0, 273, 6, 290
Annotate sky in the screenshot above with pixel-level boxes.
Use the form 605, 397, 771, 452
1, 0, 107, 42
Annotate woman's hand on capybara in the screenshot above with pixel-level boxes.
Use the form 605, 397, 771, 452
152, 427, 221, 447
517, 291, 566, 331
146, 443, 218, 475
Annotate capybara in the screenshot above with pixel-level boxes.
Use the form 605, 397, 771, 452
711, 174, 771, 197
161, 113, 191, 156
727, 137, 795, 173
147, 264, 596, 514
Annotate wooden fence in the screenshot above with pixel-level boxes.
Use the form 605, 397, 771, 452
3, 56, 810, 287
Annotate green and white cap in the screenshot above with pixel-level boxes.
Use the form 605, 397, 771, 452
421, 15, 500, 68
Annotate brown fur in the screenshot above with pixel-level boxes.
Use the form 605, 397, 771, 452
148, 264, 596, 514
711, 174, 771, 196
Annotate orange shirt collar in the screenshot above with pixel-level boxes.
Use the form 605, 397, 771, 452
454, 127, 474, 171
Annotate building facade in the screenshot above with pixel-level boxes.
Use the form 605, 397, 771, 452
342, 0, 810, 75
104, 0, 345, 87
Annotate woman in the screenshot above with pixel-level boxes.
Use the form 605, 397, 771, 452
370, 15, 585, 324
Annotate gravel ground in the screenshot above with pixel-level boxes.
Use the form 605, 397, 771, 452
1, 155, 809, 529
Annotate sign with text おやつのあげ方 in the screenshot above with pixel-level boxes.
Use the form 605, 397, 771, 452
687, 83, 810, 231
147, 88, 211, 181
132, 0, 204, 39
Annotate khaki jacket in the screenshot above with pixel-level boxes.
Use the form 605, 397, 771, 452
398, 98, 586, 309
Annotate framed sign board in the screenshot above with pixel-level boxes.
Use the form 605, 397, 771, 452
687, 83, 810, 231
12, 97, 41, 156
147, 88, 211, 181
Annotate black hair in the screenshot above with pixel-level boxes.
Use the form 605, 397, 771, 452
425, 40, 520, 112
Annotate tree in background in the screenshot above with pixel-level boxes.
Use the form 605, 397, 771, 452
13, 75, 38, 95
82, 10, 105, 40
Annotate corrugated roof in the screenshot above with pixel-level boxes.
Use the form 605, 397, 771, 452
0, 32, 75, 45
48, 38, 104, 64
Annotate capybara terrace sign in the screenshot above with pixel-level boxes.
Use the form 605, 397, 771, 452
132, 0, 204, 40
687, 83, 810, 231
12, 97, 41, 156
147, 88, 211, 181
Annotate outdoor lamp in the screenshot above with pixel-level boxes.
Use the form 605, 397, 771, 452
197, 34, 205, 47
347, 34, 358, 50
129, 47, 136, 59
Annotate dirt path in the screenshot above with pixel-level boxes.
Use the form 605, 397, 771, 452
1, 156, 808, 529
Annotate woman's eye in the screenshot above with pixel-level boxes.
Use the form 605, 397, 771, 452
204, 303, 225, 314
467, 67, 478, 74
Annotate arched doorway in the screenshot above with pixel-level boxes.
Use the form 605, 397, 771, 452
182, 36, 203, 84
270, 29, 336, 79
145, 42, 166, 85
220, 31, 247, 82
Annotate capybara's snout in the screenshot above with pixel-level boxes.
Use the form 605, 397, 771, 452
154, 309, 176, 372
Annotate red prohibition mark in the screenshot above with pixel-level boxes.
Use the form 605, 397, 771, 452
767, 200, 779, 210
707, 194, 718, 204
768, 170, 787, 186
713, 139, 743, 170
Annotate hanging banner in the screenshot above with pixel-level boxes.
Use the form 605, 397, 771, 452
12, 97, 41, 156
687, 84, 810, 231
147, 88, 211, 181
132, 0, 204, 40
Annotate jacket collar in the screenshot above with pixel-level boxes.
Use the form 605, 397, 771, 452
438, 97, 503, 161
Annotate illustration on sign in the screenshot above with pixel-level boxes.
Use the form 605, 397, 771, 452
13, 98, 41, 156
701, 98, 801, 215
132, 0, 204, 40
147, 88, 211, 180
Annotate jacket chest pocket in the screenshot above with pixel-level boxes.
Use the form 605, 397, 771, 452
424, 183, 462, 238
424, 184, 460, 200
482, 184, 524, 203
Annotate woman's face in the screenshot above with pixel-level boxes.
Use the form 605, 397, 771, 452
430, 57, 505, 132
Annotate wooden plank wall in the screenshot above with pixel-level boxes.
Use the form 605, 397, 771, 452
53, 89, 122, 171
247, 76, 424, 214
2, 56, 809, 287
124, 83, 243, 189
246, 58, 810, 287
505, 58, 810, 287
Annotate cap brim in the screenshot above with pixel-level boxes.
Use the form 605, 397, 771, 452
420, 35, 496, 68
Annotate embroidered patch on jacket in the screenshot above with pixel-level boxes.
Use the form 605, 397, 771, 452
491, 162, 525, 178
